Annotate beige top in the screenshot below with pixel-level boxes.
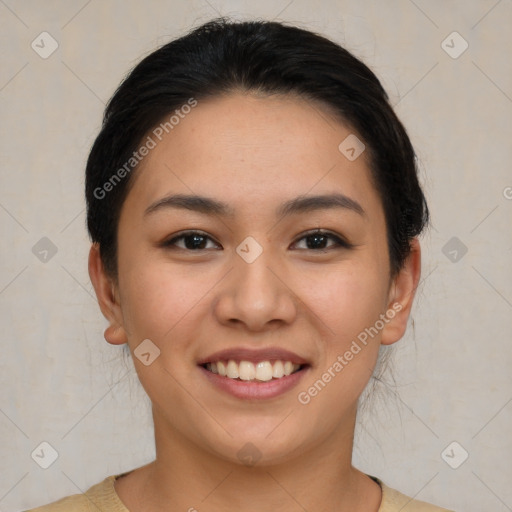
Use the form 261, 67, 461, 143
26, 473, 454, 512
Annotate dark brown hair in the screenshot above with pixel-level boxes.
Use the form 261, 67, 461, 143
85, 17, 429, 281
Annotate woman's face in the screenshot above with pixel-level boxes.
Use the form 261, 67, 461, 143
95, 92, 417, 465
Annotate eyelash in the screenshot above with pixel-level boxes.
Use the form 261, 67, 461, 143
161, 229, 353, 252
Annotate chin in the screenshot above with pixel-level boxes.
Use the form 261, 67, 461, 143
200, 424, 310, 467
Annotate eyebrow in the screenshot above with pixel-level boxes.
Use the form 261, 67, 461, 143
144, 192, 365, 218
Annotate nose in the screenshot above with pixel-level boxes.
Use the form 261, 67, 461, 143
212, 246, 298, 332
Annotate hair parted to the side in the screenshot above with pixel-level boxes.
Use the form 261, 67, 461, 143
85, 17, 429, 284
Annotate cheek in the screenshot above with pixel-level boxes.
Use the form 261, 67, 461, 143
296, 262, 388, 343
117, 261, 213, 405
118, 250, 212, 346
293, 268, 386, 419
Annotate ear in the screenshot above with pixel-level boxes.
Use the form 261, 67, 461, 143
380, 238, 422, 345
88, 243, 128, 345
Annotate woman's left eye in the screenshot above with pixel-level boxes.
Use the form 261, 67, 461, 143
291, 230, 352, 251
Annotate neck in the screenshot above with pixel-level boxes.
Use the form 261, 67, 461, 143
116, 405, 381, 512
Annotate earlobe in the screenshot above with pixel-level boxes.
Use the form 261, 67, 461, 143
103, 324, 127, 345
88, 243, 128, 345
380, 238, 422, 346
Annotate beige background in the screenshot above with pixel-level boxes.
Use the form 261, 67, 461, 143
1, 1, 511, 511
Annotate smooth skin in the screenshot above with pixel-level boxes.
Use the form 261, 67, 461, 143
89, 91, 421, 512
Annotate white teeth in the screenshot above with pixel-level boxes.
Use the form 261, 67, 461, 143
283, 361, 294, 376
272, 360, 284, 378
205, 359, 301, 381
255, 361, 273, 381
226, 360, 239, 379
239, 361, 256, 381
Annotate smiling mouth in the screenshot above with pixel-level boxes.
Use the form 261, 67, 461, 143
201, 360, 305, 382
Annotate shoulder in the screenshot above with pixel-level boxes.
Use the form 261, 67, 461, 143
372, 476, 455, 512
24, 474, 128, 512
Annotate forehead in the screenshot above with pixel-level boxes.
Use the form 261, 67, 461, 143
123, 92, 383, 220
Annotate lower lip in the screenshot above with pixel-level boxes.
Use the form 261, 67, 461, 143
199, 365, 309, 400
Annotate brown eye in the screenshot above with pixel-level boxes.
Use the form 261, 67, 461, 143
291, 230, 353, 251
162, 231, 221, 251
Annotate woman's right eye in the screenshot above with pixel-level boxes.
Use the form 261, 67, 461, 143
161, 231, 221, 251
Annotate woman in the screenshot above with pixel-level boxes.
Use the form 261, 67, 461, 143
28, 17, 453, 512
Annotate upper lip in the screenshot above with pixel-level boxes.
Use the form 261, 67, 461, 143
197, 347, 309, 366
